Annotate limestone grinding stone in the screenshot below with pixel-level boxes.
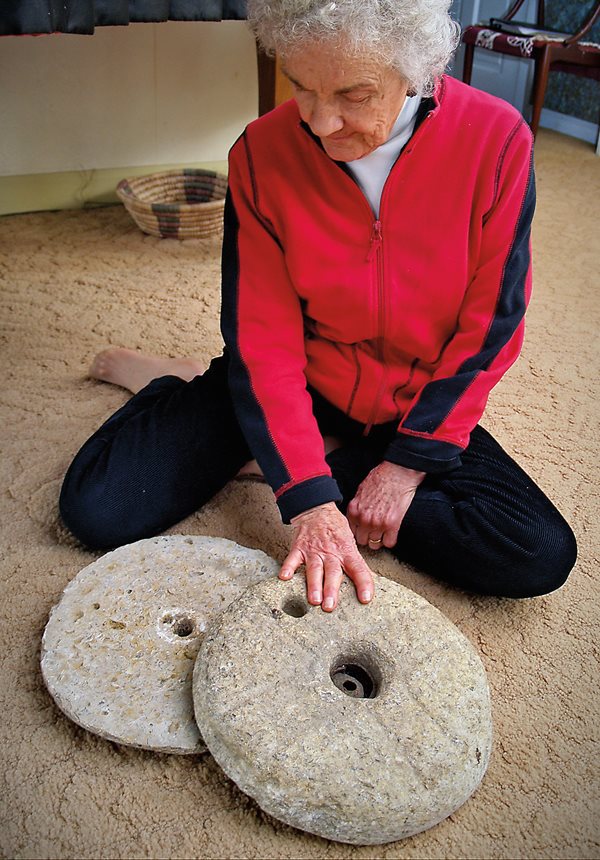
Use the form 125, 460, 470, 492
193, 574, 492, 845
41, 536, 279, 753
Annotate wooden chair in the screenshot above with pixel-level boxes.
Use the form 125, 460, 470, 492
461, 0, 600, 137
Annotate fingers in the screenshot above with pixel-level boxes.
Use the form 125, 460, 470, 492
281, 548, 371, 611
346, 498, 360, 533
290, 553, 343, 610
347, 463, 425, 554
305, 552, 371, 610
281, 548, 329, 608
283, 502, 375, 611
369, 526, 399, 550
343, 552, 374, 604
354, 524, 371, 547
382, 526, 399, 549
367, 533, 384, 551
350, 518, 394, 550
348, 501, 384, 548
348, 505, 401, 550
279, 547, 304, 581
305, 555, 325, 606
322, 556, 344, 612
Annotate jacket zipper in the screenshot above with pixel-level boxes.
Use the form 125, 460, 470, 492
299, 102, 437, 433
363, 219, 387, 435
360, 111, 437, 434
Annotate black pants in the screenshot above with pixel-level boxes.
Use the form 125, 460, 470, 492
59, 353, 577, 598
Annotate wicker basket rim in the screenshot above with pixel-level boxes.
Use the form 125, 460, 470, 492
118, 167, 226, 181
119, 194, 226, 214
117, 168, 226, 187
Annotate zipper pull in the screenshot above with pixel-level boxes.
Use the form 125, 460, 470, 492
367, 220, 383, 261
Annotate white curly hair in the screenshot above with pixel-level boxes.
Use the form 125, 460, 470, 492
247, 0, 461, 96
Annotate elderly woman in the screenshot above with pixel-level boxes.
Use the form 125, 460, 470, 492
60, 0, 576, 610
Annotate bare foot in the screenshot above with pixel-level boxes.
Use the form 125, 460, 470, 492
90, 348, 204, 394
235, 435, 343, 481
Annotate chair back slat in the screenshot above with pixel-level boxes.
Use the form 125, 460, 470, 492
537, 0, 545, 28
563, 1, 600, 47
503, 0, 528, 23
543, 0, 600, 44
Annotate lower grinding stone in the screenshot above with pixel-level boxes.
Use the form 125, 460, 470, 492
193, 574, 492, 845
41, 536, 279, 753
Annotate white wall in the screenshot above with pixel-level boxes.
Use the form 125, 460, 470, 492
0, 20, 258, 177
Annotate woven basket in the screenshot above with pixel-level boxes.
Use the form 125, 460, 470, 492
116, 169, 228, 239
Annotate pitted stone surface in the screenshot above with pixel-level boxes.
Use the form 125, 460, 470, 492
193, 574, 492, 845
41, 536, 278, 753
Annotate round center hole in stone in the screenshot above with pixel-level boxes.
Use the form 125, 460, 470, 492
161, 612, 196, 638
282, 597, 309, 618
173, 617, 194, 637
330, 656, 380, 699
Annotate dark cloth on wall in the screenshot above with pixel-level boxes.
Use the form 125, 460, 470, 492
0, 1, 247, 36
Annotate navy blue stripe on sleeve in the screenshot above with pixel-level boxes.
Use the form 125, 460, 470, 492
384, 435, 463, 472
277, 475, 343, 524
402, 153, 536, 436
219, 187, 292, 491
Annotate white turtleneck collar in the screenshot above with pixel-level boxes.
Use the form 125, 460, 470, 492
344, 93, 421, 217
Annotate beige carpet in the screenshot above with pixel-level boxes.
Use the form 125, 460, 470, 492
0, 128, 598, 860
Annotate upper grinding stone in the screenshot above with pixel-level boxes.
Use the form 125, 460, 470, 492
41, 535, 279, 754
193, 573, 493, 845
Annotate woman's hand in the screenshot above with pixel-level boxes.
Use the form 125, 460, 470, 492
279, 502, 374, 612
347, 462, 426, 550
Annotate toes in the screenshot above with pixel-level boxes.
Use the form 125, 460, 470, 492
89, 351, 110, 380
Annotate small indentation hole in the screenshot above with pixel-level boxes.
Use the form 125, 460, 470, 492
282, 597, 308, 618
173, 617, 194, 637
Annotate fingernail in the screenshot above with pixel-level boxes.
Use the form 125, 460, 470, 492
309, 591, 321, 604
361, 590, 372, 603
323, 597, 334, 611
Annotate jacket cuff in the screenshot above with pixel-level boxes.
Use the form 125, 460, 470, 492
276, 475, 343, 524
384, 433, 463, 473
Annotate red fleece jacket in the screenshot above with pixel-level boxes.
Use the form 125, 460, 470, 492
220, 75, 535, 523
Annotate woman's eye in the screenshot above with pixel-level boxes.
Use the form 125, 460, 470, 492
345, 94, 370, 105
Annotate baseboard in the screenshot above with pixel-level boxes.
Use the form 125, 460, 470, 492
539, 108, 599, 146
0, 160, 229, 217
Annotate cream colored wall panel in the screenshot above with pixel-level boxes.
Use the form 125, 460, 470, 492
0, 21, 257, 179
154, 22, 257, 164
0, 26, 156, 175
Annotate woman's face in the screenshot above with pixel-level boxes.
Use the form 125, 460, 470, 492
282, 42, 409, 162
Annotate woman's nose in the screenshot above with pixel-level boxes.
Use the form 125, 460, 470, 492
307, 99, 344, 138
